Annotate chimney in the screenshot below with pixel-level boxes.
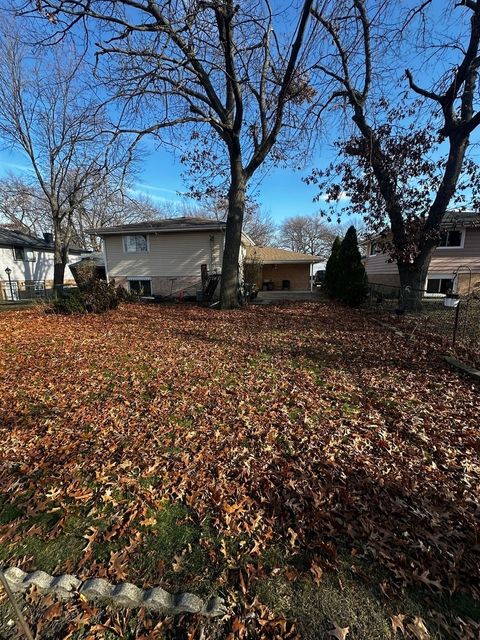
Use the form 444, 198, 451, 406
43, 232, 53, 244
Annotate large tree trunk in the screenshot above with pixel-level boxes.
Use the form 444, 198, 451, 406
220, 149, 246, 309
53, 219, 66, 291
397, 252, 433, 312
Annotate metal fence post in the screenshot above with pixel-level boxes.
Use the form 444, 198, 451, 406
452, 299, 461, 347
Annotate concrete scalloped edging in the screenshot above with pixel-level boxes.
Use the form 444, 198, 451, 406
2, 566, 226, 617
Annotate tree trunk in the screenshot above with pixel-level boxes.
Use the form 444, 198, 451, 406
53, 219, 66, 291
220, 149, 246, 309
397, 253, 432, 312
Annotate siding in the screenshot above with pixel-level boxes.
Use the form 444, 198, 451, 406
104, 231, 225, 279
0, 246, 77, 298
364, 228, 480, 278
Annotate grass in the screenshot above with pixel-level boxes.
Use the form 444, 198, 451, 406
0, 302, 478, 639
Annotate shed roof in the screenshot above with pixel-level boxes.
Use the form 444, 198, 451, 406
246, 246, 321, 264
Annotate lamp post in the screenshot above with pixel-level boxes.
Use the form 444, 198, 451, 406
4, 267, 14, 301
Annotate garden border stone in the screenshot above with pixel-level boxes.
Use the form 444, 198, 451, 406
2, 566, 226, 617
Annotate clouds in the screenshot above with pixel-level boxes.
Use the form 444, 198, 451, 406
129, 182, 184, 203
317, 191, 351, 203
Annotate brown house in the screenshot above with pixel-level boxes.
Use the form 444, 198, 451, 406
245, 246, 320, 292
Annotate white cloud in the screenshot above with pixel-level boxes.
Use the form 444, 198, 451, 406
318, 191, 351, 202
135, 183, 179, 195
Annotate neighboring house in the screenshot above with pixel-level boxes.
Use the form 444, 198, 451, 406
0, 228, 85, 301
245, 246, 321, 291
363, 210, 480, 296
87, 217, 253, 298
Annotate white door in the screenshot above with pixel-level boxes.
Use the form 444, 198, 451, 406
4, 281, 19, 301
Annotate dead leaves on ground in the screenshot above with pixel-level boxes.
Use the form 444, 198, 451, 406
0, 302, 479, 638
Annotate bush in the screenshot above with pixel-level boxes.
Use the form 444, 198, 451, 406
323, 236, 342, 299
50, 280, 127, 315
337, 226, 368, 307
82, 279, 120, 313
51, 289, 86, 315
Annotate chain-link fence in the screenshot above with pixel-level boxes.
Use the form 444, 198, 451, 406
365, 282, 480, 367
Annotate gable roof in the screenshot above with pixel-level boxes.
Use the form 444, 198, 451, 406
0, 227, 85, 254
87, 217, 227, 235
246, 246, 321, 264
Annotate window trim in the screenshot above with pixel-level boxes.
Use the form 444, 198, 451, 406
122, 234, 149, 254
437, 228, 465, 250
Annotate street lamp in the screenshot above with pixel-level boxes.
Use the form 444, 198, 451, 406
4, 267, 14, 301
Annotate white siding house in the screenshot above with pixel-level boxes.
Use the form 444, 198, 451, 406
0, 228, 84, 300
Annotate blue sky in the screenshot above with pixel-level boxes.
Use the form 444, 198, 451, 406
0, 141, 340, 224
0, 0, 476, 227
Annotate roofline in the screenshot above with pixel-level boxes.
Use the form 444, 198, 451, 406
86, 224, 227, 235
0, 241, 85, 254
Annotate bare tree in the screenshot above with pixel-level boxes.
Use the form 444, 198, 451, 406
309, 0, 480, 308
0, 174, 162, 251
0, 175, 50, 236
70, 187, 164, 251
22, 0, 317, 307
0, 25, 132, 286
180, 196, 278, 246
278, 212, 338, 258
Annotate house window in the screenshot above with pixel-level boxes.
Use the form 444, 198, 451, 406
426, 277, 454, 295
128, 279, 152, 296
123, 235, 148, 253
13, 246, 36, 261
369, 242, 381, 256
438, 230, 463, 248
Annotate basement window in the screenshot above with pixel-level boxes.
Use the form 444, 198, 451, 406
426, 277, 454, 296
128, 279, 152, 296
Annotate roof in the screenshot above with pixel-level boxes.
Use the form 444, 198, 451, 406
87, 217, 227, 235
363, 210, 480, 244
0, 227, 85, 254
70, 253, 105, 268
246, 246, 321, 264
442, 209, 480, 228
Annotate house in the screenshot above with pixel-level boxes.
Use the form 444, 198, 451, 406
0, 228, 85, 301
87, 217, 251, 298
363, 210, 480, 296
245, 246, 321, 291
87, 217, 321, 298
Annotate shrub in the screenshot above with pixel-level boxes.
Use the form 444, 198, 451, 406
82, 279, 120, 313
50, 280, 127, 315
337, 226, 368, 307
323, 236, 342, 299
51, 289, 86, 315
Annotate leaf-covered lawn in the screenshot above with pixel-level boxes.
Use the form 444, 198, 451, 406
0, 302, 478, 639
